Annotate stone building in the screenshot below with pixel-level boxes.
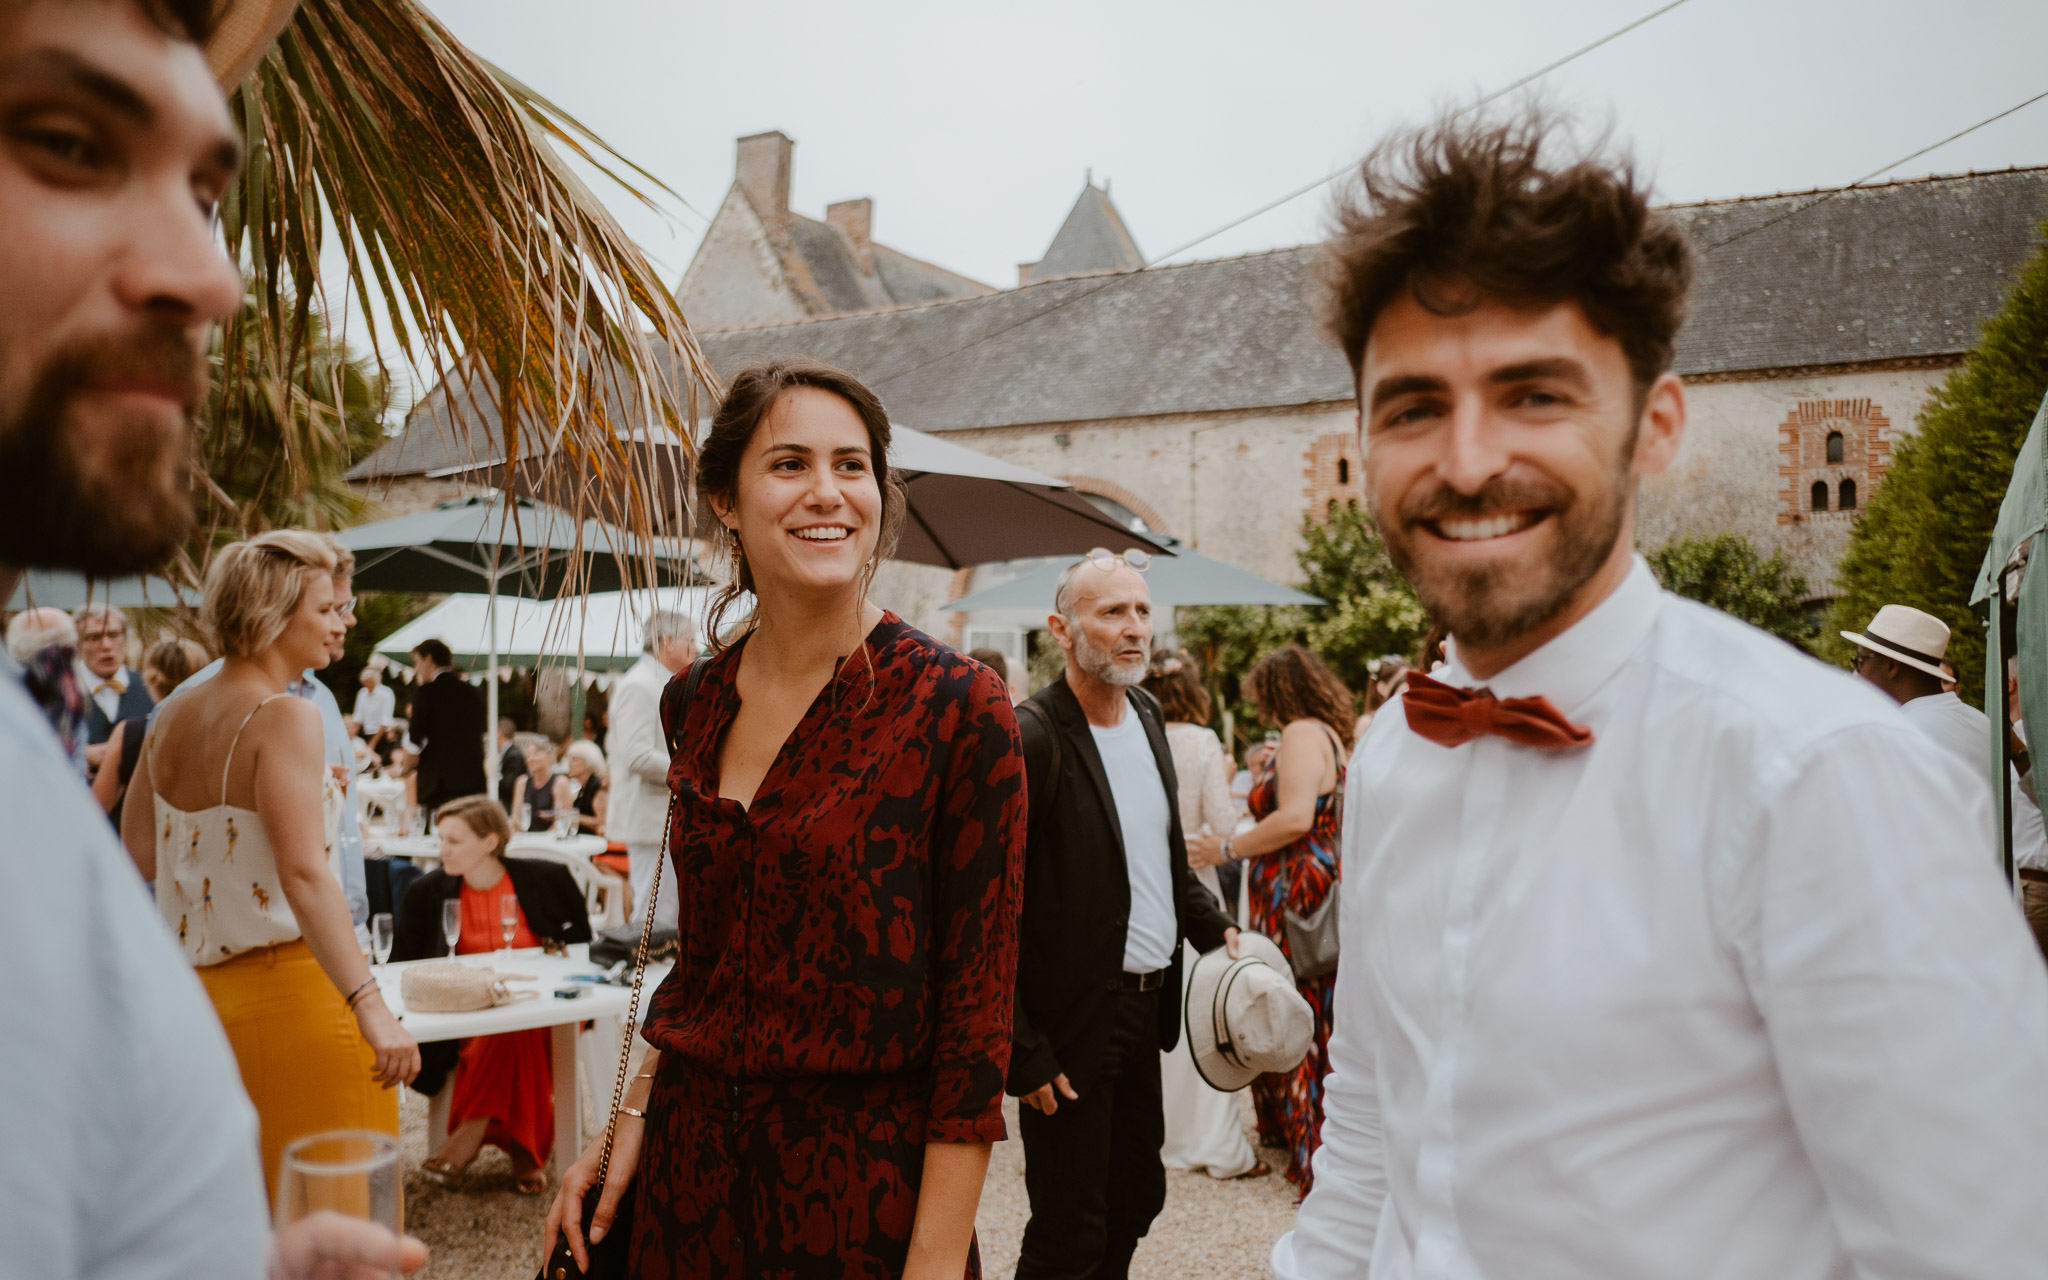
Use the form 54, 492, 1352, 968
350, 166, 2048, 647
675, 130, 993, 330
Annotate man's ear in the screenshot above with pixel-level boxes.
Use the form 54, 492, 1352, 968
1045, 612, 1070, 649
1631, 371, 1687, 477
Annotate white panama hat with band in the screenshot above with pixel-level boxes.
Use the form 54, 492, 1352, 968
1186, 931, 1315, 1093
204, 0, 299, 88
1840, 604, 1953, 682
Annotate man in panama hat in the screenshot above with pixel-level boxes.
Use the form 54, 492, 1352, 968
0, 2, 421, 1276
1844, 604, 1993, 776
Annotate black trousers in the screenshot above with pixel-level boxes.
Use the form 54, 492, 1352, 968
1015, 986, 1165, 1280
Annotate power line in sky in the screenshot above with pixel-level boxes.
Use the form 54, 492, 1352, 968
1703, 87, 2048, 254
871, 0, 1695, 391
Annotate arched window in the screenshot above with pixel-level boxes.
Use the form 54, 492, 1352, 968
1337, 457, 1350, 485
1811, 480, 1829, 512
1826, 431, 1844, 464
1839, 478, 1856, 510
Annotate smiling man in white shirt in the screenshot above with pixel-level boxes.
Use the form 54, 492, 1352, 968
1271, 112, 2048, 1280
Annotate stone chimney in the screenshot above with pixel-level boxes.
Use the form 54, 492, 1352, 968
826, 198, 874, 273
735, 130, 792, 221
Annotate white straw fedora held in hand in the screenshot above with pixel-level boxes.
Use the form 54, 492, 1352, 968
1187, 931, 1315, 1093
1840, 604, 1953, 682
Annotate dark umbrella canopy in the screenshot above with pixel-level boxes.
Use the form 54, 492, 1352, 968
945, 546, 1320, 612
7, 571, 199, 611
333, 494, 693, 597
457, 424, 1166, 570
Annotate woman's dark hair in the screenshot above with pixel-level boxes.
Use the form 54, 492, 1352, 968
1243, 645, 1357, 751
1143, 648, 1211, 725
696, 358, 904, 649
1322, 109, 1692, 397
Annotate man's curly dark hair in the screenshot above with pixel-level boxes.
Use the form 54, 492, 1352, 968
1321, 109, 1692, 396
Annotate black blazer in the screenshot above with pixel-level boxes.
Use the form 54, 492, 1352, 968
1007, 678, 1235, 1098
389, 857, 594, 1094
407, 671, 486, 807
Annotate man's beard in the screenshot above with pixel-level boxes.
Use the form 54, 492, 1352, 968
0, 331, 203, 575
1073, 625, 1146, 688
1375, 451, 1632, 652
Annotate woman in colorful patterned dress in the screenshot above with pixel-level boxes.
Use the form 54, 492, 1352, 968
1189, 644, 1353, 1193
545, 358, 1027, 1279
390, 794, 592, 1193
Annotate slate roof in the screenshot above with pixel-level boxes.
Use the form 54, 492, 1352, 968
1020, 183, 1145, 284
355, 168, 2048, 479
773, 211, 990, 316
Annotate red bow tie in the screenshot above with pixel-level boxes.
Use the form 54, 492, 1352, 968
1402, 670, 1594, 751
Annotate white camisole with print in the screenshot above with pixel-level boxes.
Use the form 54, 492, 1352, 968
154, 693, 341, 966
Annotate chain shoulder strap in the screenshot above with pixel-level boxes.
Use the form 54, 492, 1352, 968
593, 652, 710, 1185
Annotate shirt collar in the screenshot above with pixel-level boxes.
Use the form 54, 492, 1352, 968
75, 659, 125, 693
1437, 555, 1663, 716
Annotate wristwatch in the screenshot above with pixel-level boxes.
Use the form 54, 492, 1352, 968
1220, 836, 1235, 862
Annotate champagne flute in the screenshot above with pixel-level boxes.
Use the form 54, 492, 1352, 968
274, 1130, 402, 1274
441, 898, 461, 958
500, 894, 518, 953
371, 913, 394, 967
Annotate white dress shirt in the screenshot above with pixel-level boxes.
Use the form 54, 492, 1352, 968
1, 652, 268, 1279
74, 658, 132, 723
1274, 558, 2048, 1280
1091, 709, 1178, 973
352, 681, 395, 734
1900, 690, 1992, 778
606, 652, 677, 846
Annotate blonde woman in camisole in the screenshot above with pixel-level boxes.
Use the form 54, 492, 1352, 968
122, 532, 419, 1196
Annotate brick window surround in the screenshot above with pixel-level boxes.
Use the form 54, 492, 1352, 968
1304, 432, 1364, 515
1777, 399, 1890, 525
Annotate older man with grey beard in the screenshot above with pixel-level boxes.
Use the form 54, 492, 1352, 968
1008, 552, 1238, 1280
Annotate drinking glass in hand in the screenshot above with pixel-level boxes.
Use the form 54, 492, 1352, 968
371, 912, 394, 967
275, 1130, 402, 1275
500, 895, 518, 952
441, 898, 461, 958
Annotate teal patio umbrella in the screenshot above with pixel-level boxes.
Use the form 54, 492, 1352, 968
1972, 388, 2048, 880
7, 570, 198, 611
945, 545, 1320, 613
335, 494, 695, 789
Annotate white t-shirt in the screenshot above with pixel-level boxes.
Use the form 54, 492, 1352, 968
353, 681, 395, 734
0, 655, 268, 1278
1089, 709, 1178, 973
1900, 691, 1991, 778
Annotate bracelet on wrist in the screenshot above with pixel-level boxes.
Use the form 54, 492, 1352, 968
617, 1105, 647, 1120
344, 977, 379, 1010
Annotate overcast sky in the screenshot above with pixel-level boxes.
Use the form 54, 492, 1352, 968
419, 0, 2048, 296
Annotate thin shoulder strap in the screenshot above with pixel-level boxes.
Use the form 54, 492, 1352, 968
220, 693, 293, 805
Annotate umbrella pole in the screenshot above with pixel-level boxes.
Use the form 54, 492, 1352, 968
486, 581, 500, 799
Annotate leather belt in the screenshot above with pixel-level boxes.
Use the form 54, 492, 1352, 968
1119, 968, 1166, 993
2019, 868, 2048, 885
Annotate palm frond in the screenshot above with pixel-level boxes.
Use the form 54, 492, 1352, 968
214, 0, 714, 593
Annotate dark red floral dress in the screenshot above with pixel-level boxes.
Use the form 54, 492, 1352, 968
628, 613, 1026, 1279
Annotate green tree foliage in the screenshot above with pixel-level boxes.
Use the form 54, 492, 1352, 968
195, 299, 389, 561
1179, 502, 1429, 746
1644, 533, 1816, 645
1822, 219, 2048, 704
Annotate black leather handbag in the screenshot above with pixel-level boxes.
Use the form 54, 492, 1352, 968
537, 655, 708, 1280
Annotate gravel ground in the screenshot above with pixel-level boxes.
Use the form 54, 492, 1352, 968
399, 1090, 1297, 1279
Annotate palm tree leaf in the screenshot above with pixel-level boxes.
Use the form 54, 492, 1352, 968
212, 0, 714, 593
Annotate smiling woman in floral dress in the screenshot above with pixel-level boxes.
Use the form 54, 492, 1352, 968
544, 359, 1027, 1279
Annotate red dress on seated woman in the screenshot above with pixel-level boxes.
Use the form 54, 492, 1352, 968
450, 874, 553, 1168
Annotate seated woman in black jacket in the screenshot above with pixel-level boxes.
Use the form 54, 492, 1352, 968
391, 795, 591, 1193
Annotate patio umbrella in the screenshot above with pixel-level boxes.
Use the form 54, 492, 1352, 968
335, 494, 695, 788
1971, 386, 2048, 879
7, 570, 199, 611
453, 423, 1168, 568
373, 588, 716, 675
944, 545, 1321, 613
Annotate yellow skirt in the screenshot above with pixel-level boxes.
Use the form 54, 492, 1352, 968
198, 939, 398, 1202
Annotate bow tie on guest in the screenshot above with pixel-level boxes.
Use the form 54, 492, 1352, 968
94, 676, 125, 697
1402, 670, 1594, 751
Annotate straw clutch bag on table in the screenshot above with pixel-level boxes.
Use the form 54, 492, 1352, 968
399, 961, 537, 1013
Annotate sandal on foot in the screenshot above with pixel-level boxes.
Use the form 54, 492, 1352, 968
1226, 1159, 1275, 1180
419, 1156, 471, 1189
514, 1167, 549, 1196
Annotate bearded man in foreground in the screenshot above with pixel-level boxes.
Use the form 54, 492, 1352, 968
1271, 112, 2048, 1279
